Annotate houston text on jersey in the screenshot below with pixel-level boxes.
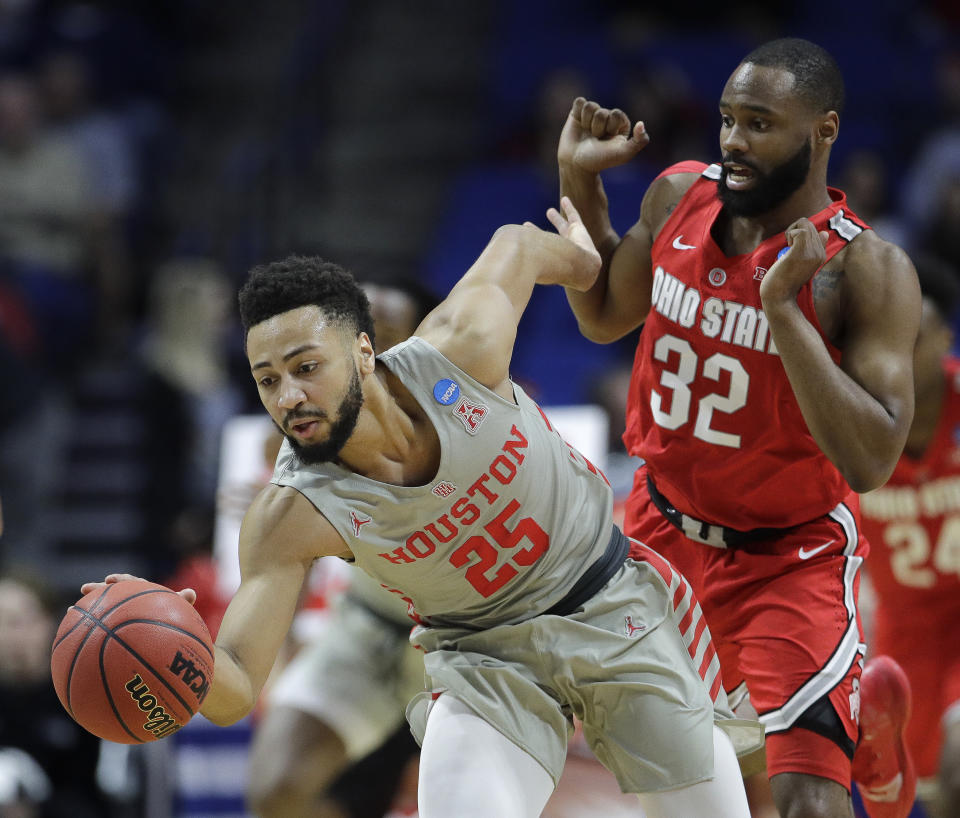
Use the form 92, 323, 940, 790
378, 424, 530, 565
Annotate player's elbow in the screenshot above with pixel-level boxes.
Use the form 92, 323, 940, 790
482, 224, 533, 280
835, 411, 908, 493
571, 305, 646, 344
200, 695, 255, 727
845, 471, 882, 495
199, 648, 258, 726
576, 318, 627, 344
489, 223, 527, 252
489, 223, 599, 291
841, 453, 896, 494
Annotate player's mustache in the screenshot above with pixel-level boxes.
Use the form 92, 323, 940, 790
721, 154, 759, 172
283, 408, 329, 428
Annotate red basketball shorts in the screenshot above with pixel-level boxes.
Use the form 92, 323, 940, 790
624, 466, 869, 788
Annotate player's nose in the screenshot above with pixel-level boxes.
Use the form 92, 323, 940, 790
721, 124, 749, 155
277, 379, 306, 410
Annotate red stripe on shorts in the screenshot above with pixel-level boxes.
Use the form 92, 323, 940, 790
688, 610, 708, 657
629, 540, 676, 588
709, 669, 723, 701
631, 537, 722, 692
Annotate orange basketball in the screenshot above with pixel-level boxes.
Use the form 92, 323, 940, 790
50, 579, 215, 744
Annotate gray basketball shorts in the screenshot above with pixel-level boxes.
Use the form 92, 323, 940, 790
268, 593, 425, 760
406, 556, 764, 793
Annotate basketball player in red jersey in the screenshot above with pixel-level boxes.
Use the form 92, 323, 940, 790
859, 255, 960, 818
557, 37, 920, 818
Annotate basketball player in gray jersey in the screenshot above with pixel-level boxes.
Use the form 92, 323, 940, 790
82, 198, 761, 817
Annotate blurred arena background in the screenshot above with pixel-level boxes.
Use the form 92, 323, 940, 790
0, 1, 956, 815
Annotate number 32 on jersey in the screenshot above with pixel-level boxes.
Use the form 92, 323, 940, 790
651, 333, 750, 448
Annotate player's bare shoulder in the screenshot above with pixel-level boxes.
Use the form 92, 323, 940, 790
816, 230, 919, 345
240, 482, 353, 569
639, 171, 699, 239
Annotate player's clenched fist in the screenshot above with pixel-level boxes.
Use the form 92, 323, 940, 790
557, 96, 649, 174
759, 218, 830, 304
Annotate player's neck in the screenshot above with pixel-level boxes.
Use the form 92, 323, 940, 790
336, 369, 438, 485
720, 181, 832, 253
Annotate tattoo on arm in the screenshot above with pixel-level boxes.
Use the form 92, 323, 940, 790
813, 267, 843, 303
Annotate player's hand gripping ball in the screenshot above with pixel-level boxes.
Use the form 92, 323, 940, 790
50, 579, 214, 743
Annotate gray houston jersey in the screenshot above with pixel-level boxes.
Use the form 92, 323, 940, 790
272, 336, 614, 630
344, 567, 412, 626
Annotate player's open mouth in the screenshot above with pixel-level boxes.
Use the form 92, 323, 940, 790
724, 163, 755, 189
290, 420, 319, 438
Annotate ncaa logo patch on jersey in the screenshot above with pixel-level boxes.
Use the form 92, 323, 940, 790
454, 398, 488, 434
708, 267, 727, 286
433, 378, 460, 405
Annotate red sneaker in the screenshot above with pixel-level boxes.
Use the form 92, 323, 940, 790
852, 656, 917, 818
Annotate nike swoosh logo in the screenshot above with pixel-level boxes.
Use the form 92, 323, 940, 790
672, 235, 696, 250
798, 540, 835, 559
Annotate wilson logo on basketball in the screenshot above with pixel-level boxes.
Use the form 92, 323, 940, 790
169, 651, 210, 702
124, 675, 182, 739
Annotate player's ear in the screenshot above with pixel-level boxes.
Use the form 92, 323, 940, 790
816, 112, 839, 146
357, 332, 376, 373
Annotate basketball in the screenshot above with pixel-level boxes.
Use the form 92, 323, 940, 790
50, 579, 215, 744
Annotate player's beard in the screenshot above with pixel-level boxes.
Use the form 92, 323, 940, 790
283, 366, 364, 466
717, 137, 812, 217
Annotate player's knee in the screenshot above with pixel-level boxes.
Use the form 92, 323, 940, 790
246, 779, 303, 818
770, 773, 851, 818
247, 744, 348, 817
774, 793, 845, 818
246, 758, 320, 817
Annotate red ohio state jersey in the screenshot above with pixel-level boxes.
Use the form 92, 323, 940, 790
860, 357, 960, 778
860, 358, 960, 611
624, 161, 870, 530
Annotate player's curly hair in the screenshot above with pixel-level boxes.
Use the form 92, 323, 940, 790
238, 255, 375, 346
742, 38, 845, 116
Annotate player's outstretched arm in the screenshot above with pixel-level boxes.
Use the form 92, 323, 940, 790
200, 484, 341, 726
558, 97, 696, 342
761, 223, 920, 491
557, 97, 648, 262
416, 196, 600, 396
